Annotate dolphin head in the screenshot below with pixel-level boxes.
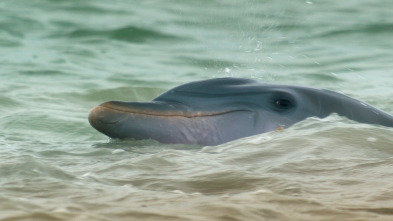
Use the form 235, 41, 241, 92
89, 78, 393, 145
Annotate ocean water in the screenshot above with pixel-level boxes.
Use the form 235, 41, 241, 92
1, 0, 393, 220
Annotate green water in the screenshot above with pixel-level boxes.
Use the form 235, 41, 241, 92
1, 0, 393, 220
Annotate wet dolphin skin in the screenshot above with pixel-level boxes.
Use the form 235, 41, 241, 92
89, 78, 393, 145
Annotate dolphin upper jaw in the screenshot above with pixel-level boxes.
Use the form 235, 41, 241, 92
92, 101, 251, 119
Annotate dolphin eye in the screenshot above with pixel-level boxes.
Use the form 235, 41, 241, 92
269, 92, 296, 112
275, 99, 292, 108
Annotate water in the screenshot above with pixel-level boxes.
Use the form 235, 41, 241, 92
1, 0, 393, 220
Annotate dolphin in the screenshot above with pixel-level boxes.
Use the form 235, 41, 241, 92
88, 78, 393, 146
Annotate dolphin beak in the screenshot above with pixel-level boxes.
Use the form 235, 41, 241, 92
88, 101, 240, 127
88, 105, 122, 125
88, 101, 187, 138
88, 101, 255, 145
88, 101, 229, 139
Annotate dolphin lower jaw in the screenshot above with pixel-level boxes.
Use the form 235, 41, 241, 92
88, 103, 255, 145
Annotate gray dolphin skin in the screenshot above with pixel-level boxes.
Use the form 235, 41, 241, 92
89, 78, 393, 146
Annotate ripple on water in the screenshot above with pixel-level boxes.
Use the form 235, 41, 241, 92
48, 25, 186, 44
0, 95, 21, 107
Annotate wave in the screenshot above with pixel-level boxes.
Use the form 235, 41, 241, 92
318, 23, 393, 38
58, 26, 185, 43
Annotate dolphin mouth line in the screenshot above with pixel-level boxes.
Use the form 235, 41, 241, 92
97, 104, 252, 118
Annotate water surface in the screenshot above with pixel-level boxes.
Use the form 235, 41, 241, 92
1, 0, 393, 220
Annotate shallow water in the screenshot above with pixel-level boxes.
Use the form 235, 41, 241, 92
1, 0, 393, 220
